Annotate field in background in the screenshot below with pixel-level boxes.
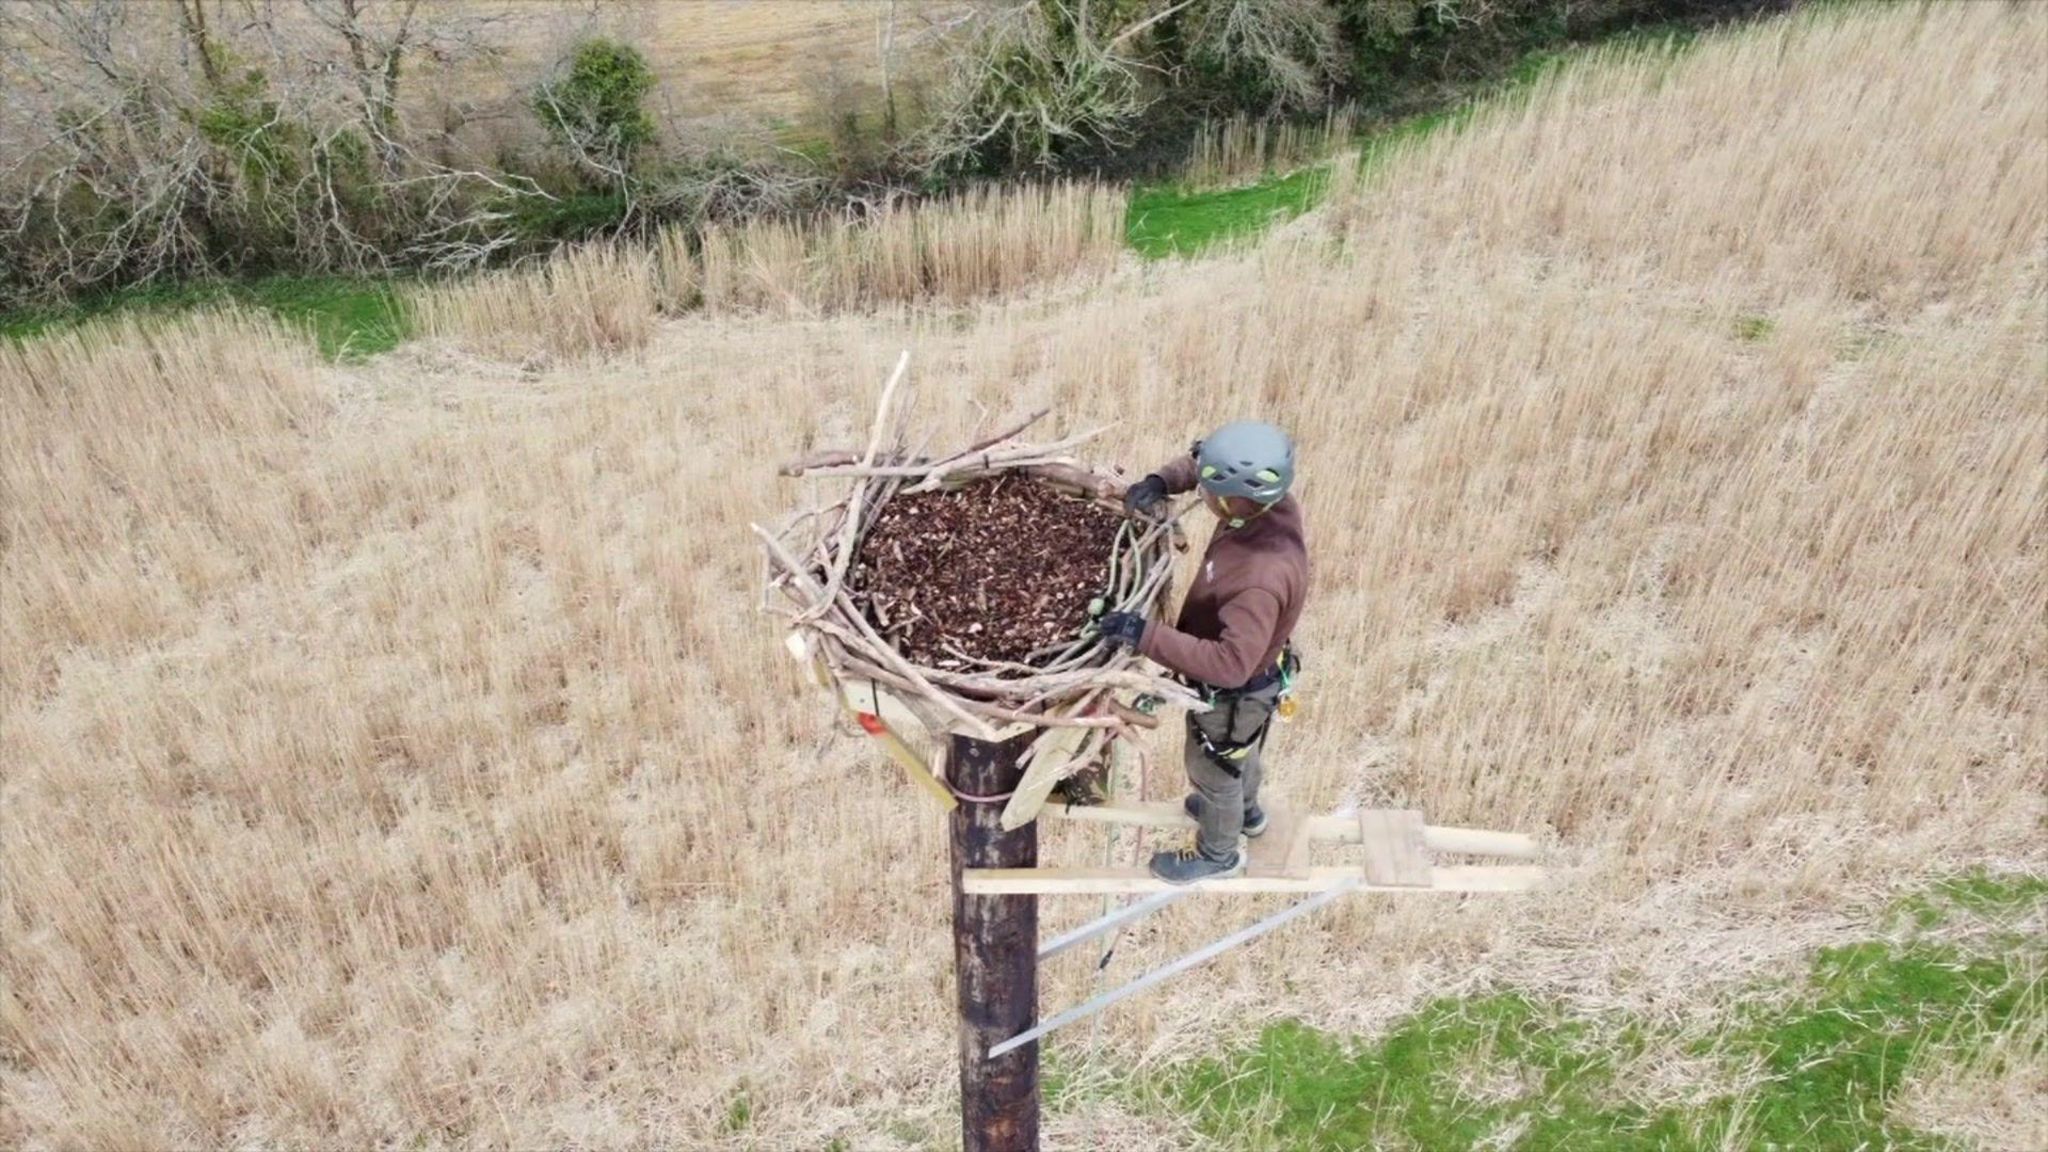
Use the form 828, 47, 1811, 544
0, 2, 1668, 350
446, 1, 968, 130
3, 4, 2044, 1148
4, 1, 955, 130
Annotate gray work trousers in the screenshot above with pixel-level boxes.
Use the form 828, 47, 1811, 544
1184, 679, 1282, 860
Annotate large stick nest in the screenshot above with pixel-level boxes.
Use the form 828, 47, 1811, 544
756, 352, 1202, 743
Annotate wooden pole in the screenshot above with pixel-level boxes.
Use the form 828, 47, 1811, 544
949, 730, 1040, 1152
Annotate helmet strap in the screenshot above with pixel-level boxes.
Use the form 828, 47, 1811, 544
1222, 498, 1280, 531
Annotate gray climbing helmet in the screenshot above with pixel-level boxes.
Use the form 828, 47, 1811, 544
1194, 421, 1295, 505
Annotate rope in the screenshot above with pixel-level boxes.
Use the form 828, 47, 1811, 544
946, 781, 1018, 804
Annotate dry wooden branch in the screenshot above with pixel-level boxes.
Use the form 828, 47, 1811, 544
809, 349, 912, 623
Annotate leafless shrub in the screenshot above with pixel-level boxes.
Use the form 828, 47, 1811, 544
0, 0, 543, 303
640, 144, 831, 229
912, 0, 1172, 176
1182, 0, 1349, 112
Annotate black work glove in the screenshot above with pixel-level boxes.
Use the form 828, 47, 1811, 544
1122, 474, 1168, 518
1097, 611, 1148, 650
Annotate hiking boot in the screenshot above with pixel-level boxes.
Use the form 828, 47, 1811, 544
1149, 841, 1246, 885
1183, 794, 1268, 838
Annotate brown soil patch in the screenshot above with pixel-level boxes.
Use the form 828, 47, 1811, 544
850, 476, 1124, 669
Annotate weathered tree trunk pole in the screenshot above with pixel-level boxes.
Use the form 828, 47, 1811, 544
949, 730, 1040, 1152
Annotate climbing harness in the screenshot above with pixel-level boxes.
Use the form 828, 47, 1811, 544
1187, 647, 1300, 777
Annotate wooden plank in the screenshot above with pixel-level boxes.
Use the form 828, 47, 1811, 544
959, 719, 1036, 744
1420, 825, 1542, 859
1045, 800, 1188, 830
1358, 809, 1431, 887
871, 724, 958, 812
1245, 800, 1311, 880
999, 725, 1092, 831
840, 678, 930, 750
839, 679, 956, 812
961, 864, 1546, 896
1282, 805, 1315, 877
1044, 801, 1542, 859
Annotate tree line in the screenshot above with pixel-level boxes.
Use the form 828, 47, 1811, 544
0, 0, 1789, 309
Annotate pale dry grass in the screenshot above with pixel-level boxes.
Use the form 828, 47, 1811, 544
412, 243, 660, 366
695, 183, 1127, 315
417, 182, 1126, 358
1895, 1005, 2048, 1152
3, 4, 2044, 1148
1183, 105, 1358, 188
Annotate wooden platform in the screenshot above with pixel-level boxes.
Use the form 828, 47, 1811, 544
961, 864, 1544, 895
1244, 801, 1314, 880
966, 802, 1545, 896
1042, 800, 1541, 858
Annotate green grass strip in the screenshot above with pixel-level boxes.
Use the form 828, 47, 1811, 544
1125, 167, 1330, 259
1, 275, 409, 362
1122, 22, 1704, 261
1124, 871, 2044, 1151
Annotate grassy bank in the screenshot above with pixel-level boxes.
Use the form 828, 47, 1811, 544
0, 276, 408, 361
1124, 21, 1711, 260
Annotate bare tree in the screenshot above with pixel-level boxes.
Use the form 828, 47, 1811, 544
171, 0, 225, 91
1183, 0, 1347, 112
291, 0, 514, 172
0, 0, 544, 303
914, 0, 1193, 175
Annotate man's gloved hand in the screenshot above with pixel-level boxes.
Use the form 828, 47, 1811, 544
1097, 611, 1148, 649
1122, 474, 1168, 518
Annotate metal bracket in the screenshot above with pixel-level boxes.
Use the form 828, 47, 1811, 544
989, 876, 1362, 1060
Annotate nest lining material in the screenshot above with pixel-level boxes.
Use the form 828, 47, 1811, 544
850, 475, 1130, 669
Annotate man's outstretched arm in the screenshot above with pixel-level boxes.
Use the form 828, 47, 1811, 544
1124, 452, 1200, 516
1138, 587, 1282, 689
1153, 453, 1199, 494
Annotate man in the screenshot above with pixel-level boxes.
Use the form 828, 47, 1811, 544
1097, 421, 1309, 884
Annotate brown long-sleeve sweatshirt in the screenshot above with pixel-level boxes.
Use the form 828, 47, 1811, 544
1135, 454, 1309, 689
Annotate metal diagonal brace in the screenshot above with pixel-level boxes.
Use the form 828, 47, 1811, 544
987, 876, 1363, 1060
1037, 890, 1187, 963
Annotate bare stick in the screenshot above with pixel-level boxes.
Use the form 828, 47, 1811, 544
808, 350, 912, 622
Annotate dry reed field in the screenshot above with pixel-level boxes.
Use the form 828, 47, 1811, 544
409, 182, 1129, 364
3, 3, 2044, 1148
1182, 106, 1359, 188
